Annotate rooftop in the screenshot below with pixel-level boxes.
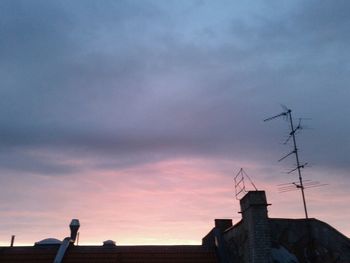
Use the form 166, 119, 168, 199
0, 245, 218, 263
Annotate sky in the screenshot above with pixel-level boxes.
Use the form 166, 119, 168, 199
0, 0, 349, 246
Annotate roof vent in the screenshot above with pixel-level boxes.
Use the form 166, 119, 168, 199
53, 219, 80, 263
35, 238, 62, 246
103, 240, 116, 247
69, 219, 80, 242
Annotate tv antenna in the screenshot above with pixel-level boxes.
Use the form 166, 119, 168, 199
234, 168, 258, 200
264, 106, 309, 218
277, 180, 328, 193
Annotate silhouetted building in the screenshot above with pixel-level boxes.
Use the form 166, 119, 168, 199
1, 191, 349, 263
203, 191, 350, 263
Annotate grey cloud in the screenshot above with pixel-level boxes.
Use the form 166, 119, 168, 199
0, 0, 349, 175
0, 148, 77, 176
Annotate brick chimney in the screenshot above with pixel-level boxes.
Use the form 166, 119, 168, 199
240, 191, 271, 263
215, 219, 233, 232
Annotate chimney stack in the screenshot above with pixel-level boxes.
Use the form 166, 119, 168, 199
215, 219, 233, 232
240, 191, 271, 263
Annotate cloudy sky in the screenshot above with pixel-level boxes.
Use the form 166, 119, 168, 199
0, 0, 349, 245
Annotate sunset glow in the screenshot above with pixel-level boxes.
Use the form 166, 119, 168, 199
0, 0, 349, 246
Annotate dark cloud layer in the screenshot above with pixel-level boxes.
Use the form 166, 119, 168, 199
0, 0, 349, 176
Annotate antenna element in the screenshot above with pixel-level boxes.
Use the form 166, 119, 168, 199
234, 168, 258, 200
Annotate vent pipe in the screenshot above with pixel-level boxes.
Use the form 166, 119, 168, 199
70, 219, 80, 243
54, 219, 80, 263
10, 235, 15, 247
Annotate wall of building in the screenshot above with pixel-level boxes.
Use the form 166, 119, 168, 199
270, 218, 350, 263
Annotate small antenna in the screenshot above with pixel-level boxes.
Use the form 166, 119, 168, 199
264, 106, 309, 218
10, 235, 15, 247
234, 168, 258, 200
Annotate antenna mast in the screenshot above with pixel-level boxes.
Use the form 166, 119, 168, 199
264, 107, 309, 219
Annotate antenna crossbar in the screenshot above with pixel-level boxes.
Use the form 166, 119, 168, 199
278, 150, 296, 162
287, 163, 308, 174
